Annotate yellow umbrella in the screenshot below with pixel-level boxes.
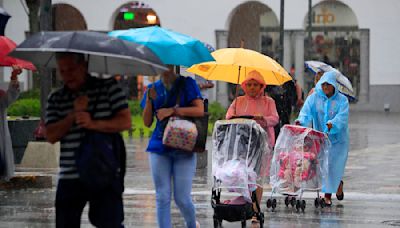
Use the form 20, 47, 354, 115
187, 48, 292, 85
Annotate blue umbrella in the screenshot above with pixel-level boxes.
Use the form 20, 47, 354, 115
109, 26, 214, 67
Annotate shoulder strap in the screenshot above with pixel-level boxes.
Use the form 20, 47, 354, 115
175, 76, 186, 107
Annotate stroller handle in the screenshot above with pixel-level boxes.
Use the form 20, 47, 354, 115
230, 115, 254, 120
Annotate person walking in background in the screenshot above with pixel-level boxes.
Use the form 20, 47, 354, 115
195, 75, 214, 112
0, 66, 22, 181
45, 52, 131, 228
296, 71, 349, 206
308, 70, 324, 96
141, 65, 203, 228
265, 79, 297, 139
226, 70, 279, 223
294, 80, 304, 108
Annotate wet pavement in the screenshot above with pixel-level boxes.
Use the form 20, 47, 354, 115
1, 111, 400, 227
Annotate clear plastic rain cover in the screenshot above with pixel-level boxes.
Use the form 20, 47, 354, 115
270, 125, 330, 195
212, 119, 272, 202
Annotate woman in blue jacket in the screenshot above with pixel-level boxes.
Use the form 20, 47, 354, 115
296, 71, 349, 206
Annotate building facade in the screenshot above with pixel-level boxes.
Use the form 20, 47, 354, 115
2, 0, 400, 111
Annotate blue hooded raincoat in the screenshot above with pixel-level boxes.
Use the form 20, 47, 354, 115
297, 71, 349, 193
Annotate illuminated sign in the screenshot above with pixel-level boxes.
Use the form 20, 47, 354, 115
313, 7, 335, 24
124, 12, 135, 21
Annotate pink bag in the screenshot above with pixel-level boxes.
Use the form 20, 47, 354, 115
162, 117, 198, 152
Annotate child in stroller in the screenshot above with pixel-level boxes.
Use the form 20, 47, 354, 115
277, 137, 318, 193
211, 118, 272, 228
268, 124, 329, 212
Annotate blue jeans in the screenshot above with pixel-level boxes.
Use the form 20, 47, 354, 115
149, 151, 197, 228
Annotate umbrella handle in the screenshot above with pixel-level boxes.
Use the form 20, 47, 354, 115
234, 66, 241, 116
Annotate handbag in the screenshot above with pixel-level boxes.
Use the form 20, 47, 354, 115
75, 82, 126, 193
163, 116, 198, 151
161, 77, 209, 152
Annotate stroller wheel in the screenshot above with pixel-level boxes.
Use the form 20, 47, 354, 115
290, 197, 296, 207
213, 219, 218, 228
255, 212, 265, 228
259, 212, 265, 224
260, 219, 264, 228
213, 215, 222, 228
320, 198, 326, 208
284, 196, 289, 207
266, 199, 272, 208
272, 199, 277, 209
301, 200, 306, 212
296, 200, 301, 212
314, 198, 319, 208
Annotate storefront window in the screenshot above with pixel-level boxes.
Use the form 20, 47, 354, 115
304, 30, 360, 96
304, 1, 360, 99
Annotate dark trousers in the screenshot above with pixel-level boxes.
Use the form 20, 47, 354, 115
56, 179, 124, 228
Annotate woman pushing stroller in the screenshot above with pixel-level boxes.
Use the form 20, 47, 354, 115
226, 70, 279, 222
296, 71, 349, 206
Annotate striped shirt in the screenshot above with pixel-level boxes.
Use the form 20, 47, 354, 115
45, 76, 128, 180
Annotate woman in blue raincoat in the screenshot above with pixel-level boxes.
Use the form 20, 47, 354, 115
296, 71, 349, 206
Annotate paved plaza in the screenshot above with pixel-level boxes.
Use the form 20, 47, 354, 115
1, 111, 400, 227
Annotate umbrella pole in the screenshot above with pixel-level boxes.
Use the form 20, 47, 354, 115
234, 66, 241, 116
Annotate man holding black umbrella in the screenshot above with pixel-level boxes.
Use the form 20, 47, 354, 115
8, 30, 167, 227
45, 52, 131, 228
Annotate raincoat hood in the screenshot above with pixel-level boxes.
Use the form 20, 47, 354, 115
241, 70, 266, 98
315, 71, 339, 98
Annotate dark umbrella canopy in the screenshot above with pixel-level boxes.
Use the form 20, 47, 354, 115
10, 31, 167, 76
0, 7, 11, 36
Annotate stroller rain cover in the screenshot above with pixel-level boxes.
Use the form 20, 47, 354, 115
212, 119, 272, 202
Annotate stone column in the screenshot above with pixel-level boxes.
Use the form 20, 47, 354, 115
215, 30, 230, 108
359, 29, 370, 103
294, 31, 305, 88
283, 31, 292, 71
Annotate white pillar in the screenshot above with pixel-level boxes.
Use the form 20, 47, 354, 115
214, 30, 230, 108
283, 31, 292, 71
294, 31, 305, 89
359, 29, 370, 103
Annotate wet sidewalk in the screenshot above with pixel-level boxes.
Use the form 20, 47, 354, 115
1, 111, 400, 227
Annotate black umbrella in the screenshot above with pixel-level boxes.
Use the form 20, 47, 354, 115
10, 31, 167, 76
0, 7, 11, 36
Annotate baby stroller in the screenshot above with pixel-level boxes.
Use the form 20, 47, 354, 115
211, 118, 272, 228
268, 125, 330, 212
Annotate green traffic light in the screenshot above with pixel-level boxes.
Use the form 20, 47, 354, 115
124, 12, 135, 21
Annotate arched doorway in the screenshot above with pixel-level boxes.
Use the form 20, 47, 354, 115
52, 4, 87, 31
29, 4, 87, 90
303, 0, 360, 98
113, 1, 160, 30
226, 1, 279, 102
228, 1, 279, 53
112, 1, 161, 99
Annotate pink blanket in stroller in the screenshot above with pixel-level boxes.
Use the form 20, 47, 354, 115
277, 151, 317, 182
